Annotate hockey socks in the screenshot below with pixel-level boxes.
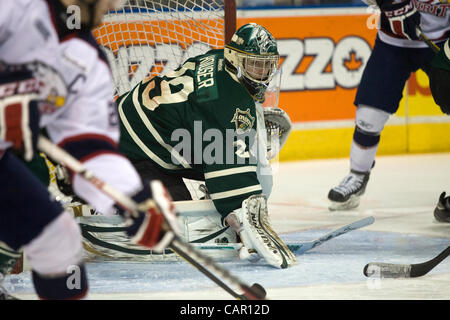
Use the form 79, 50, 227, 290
32, 264, 88, 300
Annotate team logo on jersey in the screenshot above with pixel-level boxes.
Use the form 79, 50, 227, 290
231, 108, 255, 134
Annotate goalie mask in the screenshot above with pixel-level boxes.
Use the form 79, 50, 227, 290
225, 23, 280, 103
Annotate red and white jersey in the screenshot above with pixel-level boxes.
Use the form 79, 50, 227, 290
0, 0, 142, 214
0, 0, 66, 152
0, 0, 118, 147
44, 33, 119, 147
369, 0, 450, 48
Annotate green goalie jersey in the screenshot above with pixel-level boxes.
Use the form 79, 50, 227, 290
117, 49, 266, 217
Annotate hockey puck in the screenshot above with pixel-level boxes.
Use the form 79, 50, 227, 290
250, 283, 267, 299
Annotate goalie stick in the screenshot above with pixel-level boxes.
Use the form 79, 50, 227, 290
287, 216, 375, 254
37, 136, 266, 300
364, 245, 450, 278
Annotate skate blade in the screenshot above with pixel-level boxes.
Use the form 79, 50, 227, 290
328, 196, 360, 211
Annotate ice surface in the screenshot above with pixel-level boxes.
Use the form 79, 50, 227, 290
4, 153, 450, 300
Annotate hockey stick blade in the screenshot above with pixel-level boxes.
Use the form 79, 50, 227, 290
38, 136, 266, 300
287, 216, 375, 255
364, 245, 450, 278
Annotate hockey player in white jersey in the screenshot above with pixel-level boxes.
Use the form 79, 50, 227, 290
0, 0, 179, 300
328, 0, 450, 211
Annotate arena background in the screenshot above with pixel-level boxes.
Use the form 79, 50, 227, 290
235, 4, 450, 161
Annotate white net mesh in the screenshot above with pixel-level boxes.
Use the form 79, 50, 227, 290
94, 0, 229, 97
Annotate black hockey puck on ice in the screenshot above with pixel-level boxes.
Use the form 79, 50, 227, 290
250, 283, 267, 299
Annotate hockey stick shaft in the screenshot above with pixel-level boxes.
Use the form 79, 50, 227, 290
37, 136, 265, 300
287, 216, 375, 254
364, 245, 450, 278
170, 239, 265, 300
416, 27, 440, 54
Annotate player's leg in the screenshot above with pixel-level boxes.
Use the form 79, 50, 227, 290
0, 152, 88, 299
434, 192, 450, 223
409, 45, 449, 222
328, 38, 412, 210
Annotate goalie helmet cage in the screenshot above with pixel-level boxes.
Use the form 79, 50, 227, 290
94, 0, 237, 97
93, 0, 236, 200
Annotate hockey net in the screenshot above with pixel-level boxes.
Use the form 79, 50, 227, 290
94, 0, 236, 97
94, 0, 236, 200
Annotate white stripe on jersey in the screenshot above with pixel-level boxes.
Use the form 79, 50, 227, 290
205, 166, 257, 179
209, 185, 263, 200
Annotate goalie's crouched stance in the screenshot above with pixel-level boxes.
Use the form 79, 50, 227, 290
225, 195, 296, 269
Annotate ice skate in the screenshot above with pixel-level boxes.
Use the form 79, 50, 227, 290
434, 192, 450, 223
328, 169, 370, 211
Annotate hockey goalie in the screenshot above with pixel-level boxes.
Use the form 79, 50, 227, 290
36, 23, 296, 269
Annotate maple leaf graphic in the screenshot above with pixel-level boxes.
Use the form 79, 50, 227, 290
343, 50, 362, 71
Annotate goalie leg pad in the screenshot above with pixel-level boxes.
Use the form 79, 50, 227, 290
227, 194, 297, 269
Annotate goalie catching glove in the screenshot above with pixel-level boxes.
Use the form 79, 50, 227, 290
225, 194, 297, 269
264, 107, 292, 160
116, 180, 181, 252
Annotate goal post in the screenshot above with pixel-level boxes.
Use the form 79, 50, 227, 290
94, 0, 237, 97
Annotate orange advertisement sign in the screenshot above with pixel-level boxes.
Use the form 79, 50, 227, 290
237, 14, 378, 123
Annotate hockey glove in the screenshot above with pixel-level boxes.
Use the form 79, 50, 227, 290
0, 71, 41, 161
264, 107, 292, 160
429, 40, 450, 115
117, 180, 181, 251
377, 0, 421, 40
